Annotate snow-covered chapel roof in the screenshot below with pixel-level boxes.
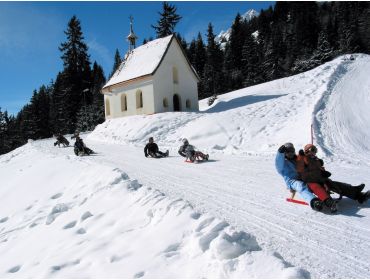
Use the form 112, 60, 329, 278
103, 34, 198, 91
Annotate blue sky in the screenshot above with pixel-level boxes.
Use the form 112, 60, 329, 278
0, 1, 274, 115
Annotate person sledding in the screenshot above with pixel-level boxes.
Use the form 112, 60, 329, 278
296, 144, 369, 206
144, 137, 169, 158
74, 136, 94, 156
275, 143, 323, 211
71, 130, 80, 140
53, 133, 69, 147
178, 138, 209, 162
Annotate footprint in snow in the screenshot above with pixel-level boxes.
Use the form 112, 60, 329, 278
76, 228, 86, 234
0, 217, 8, 223
133, 271, 145, 278
25, 205, 33, 211
190, 212, 201, 220
163, 243, 181, 258
81, 211, 93, 222
63, 221, 77, 229
51, 193, 63, 199
8, 265, 21, 273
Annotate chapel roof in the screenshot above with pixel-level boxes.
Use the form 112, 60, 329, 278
103, 34, 199, 91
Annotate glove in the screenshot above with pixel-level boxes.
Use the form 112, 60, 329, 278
319, 159, 324, 166
299, 149, 305, 156
145, 153, 148, 157
278, 145, 286, 153
321, 170, 331, 178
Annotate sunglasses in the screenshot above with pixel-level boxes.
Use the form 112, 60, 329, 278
306, 147, 317, 153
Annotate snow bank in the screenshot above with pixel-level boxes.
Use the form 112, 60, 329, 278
0, 143, 305, 278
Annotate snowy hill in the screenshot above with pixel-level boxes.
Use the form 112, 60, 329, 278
1, 54, 370, 278
215, 9, 259, 48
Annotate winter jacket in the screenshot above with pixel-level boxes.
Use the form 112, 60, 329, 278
296, 154, 326, 184
275, 151, 316, 202
178, 144, 195, 158
144, 143, 159, 157
56, 135, 69, 145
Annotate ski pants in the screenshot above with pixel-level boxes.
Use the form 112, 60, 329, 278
149, 151, 166, 158
326, 180, 360, 200
308, 183, 330, 201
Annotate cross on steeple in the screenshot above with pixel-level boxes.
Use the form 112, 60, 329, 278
127, 15, 138, 51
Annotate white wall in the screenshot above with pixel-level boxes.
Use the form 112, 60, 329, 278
104, 79, 155, 119
152, 39, 199, 113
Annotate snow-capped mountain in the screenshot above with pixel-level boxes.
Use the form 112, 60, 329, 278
215, 9, 259, 47
1, 54, 370, 278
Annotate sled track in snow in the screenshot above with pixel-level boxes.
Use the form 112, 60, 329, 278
30, 140, 370, 278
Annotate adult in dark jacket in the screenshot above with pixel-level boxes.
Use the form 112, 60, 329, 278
54, 133, 69, 147
296, 144, 369, 204
144, 137, 169, 158
178, 138, 209, 162
74, 136, 94, 156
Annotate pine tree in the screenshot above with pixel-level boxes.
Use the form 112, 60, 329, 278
187, 39, 197, 66
312, 30, 334, 64
109, 49, 121, 78
176, 33, 188, 53
76, 62, 106, 131
203, 23, 224, 98
194, 33, 206, 75
229, 13, 246, 71
194, 33, 207, 97
58, 15, 92, 133
152, 2, 182, 38
0, 108, 6, 154
242, 34, 262, 87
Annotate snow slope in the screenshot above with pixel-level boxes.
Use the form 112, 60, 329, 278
1, 54, 370, 278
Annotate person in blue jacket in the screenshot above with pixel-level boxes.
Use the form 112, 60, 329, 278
275, 142, 323, 211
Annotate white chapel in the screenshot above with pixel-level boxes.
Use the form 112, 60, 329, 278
101, 20, 200, 119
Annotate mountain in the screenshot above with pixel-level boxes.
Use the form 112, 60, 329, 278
215, 9, 259, 48
1, 54, 370, 278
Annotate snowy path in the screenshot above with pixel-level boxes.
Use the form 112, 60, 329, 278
31, 138, 370, 278
2, 54, 370, 278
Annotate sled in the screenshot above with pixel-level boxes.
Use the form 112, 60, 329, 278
286, 198, 309, 205
185, 160, 199, 163
286, 191, 309, 206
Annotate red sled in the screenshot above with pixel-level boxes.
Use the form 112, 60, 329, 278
286, 198, 309, 206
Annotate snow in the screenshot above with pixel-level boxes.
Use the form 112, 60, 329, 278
104, 35, 173, 88
1, 54, 370, 278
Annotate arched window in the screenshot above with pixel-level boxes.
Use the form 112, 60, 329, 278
173, 94, 181, 111
173, 67, 178, 84
136, 90, 143, 108
105, 98, 111, 116
163, 98, 168, 108
186, 99, 191, 109
121, 94, 127, 111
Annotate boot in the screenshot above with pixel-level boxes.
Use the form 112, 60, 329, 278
358, 190, 370, 204
310, 198, 323, 211
353, 184, 365, 193
324, 198, 338, 213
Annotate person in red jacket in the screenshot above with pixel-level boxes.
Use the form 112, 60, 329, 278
296, 144, 369, 208
296, 144, 338, 212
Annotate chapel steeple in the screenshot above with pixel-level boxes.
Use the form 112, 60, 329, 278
127, 15, 138, 51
